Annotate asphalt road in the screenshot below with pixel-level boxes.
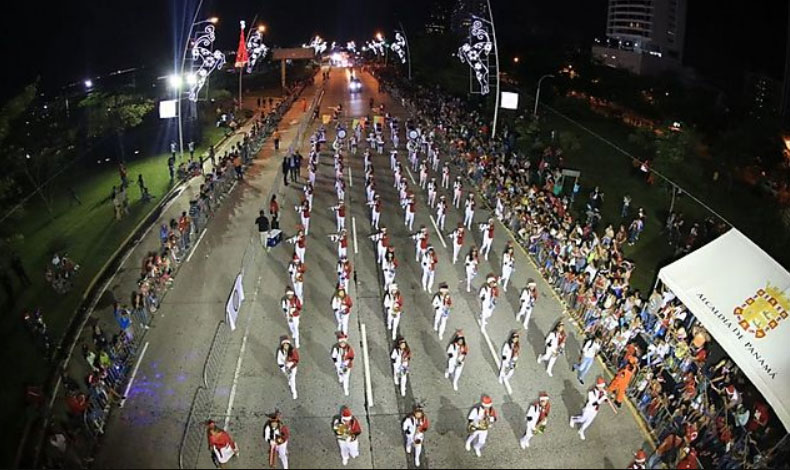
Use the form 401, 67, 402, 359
96, 69, 650, 469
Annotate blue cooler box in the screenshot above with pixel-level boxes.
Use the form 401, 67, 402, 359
267, 229, 283, 247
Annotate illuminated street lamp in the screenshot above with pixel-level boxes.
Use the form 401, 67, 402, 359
513, 56, 520, 64
169, 74, 183, 89
84, 79, 93, 89
533, 74, 555, 117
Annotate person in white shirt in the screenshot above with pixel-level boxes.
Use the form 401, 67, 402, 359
382, 250, 398, 292
331, 333, 355, 396
412, 226, 429, 262
500, 244, 515, 292
432, 283, 452, 340
276, 337, 299, 400
419, 161, 428, 189
263, 412, 290, 469
435, 195, 448, 231
390, 337, 411, 397
280, 287, 302, 348
569, 377, 617, 440
463, 194, 476, 229
520, 393, 550, 449
441, 162, 450, 189
479, 219, 495, 260
332, 287, 353, 335
572, 333, 602, 384
537, 322, 567, 377
478, 274, 499, 331
449, 224, 466, 264
465, 395, 498, 457
420, 246, 438, 293
384, 283, 404, 341
427, 178, 437, 207
516, 280, 538, 329
498, 331, 520, 385
453, 176, 463, 208
402, 405, 430, 467
464, 247, 479, 293
445, 330, 468, 391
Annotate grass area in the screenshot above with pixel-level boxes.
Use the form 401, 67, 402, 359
0, 115, 227, 467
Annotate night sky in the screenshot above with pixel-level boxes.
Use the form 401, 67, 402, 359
1, 0, 787, 101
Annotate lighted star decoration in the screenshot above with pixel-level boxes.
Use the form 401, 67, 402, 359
390, 32, 407, 64
189, 24, 226, 101
457, 20, 493, 95
303, 36, 327, 55
246, 29, 269, 73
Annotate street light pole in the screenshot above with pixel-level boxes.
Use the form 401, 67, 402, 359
177, 0, 209, 160
533, 74, 555, 117
485, 0, 500, 140
398, 22, 412, 80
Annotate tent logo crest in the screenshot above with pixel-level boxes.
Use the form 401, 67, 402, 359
733, 283, 789, 339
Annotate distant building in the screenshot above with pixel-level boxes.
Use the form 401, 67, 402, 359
745, 72, 781, 119
451, 0, 488, 33
425, 1, 451, 35
591, 0, 687, 76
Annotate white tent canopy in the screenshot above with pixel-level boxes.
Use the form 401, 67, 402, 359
658, 228, 790, 431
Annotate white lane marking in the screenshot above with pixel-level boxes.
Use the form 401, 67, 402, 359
352, 217, 359, 254
120, 341, 150, 408
428, 215, 448, 248
348, 166, 353, 188
361, 323, 374, 407
477, 319, 513, 396
224, 276, 261, 429
405, 166, 416, 185
186, 228, 208, 263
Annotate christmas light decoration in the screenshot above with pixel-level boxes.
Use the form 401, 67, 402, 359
457, 20, 492, 95
346, 41, 356, 53
246, 28, 269, 73
189, 24, 226, 102
390, 32, 407, 64
303, 36, 327, 55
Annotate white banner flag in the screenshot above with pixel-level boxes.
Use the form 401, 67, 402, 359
226, 272, 245, 331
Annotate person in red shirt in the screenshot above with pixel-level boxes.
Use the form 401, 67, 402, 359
676, 446, 699, 469
206, 420, 238, 468
747, 401, 770, 435
269, 195, 280, 229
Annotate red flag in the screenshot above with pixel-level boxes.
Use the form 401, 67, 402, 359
235, 21, 249, 68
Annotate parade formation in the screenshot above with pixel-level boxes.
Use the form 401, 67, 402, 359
237, 73, 631, 468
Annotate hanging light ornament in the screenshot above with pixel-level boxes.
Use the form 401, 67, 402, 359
346, 41, 356, 53
457, 19, 492, 95
390, 32, 407, 64
302, 35, 327, 55
366, 35, 386, 56
246, 28, 269, 73
189, 24, 226, 102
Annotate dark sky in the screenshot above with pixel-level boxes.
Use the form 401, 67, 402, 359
1, 0, 787, 102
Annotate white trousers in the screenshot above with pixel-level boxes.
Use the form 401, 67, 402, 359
301, 216, 310, 235
371, 211, 380, 229
271, 442, 289, 469
387, 313, 400, 341
446, 360, 464, 390
453, 191, 461, 208
465, 268, 476, 292
481, 236, 493, 260
517, 304, 533, 329
335, 311, 350, 335
421, 269, 435, 292
433, 310, 448, 340
415, 245, 425, 262
436, 213, 446, 231
282, 367, 297, 399
405, 211, 414, 231
465, 430, 488, 453
453, 243, 462, 264
295, 246, 305, 263
335, 365, 351, 396
428, 191, 436, 207
393, 366, 408, 396
537, 350, 558, 376
287, 318, 300, 348
337, 438, 359, 464
294, 282, 304, 303
480, 306, 494, 330
498, 361, 515, 383
405, 433, 424, 466
520, 422, 537, 448
570, 408, 598, 435
337, 245, 347, 260
442, 174, 449, 189
383, 270, 396, 292
464, 209, 474, 229
501, 266, 513, 291
336, 215, 345, 232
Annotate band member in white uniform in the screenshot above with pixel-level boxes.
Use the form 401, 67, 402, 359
419, 161, 428, 189
332, 286, 353, 335
432, 283, 452, 340
517, 280, 538, 329
384, 283, 404, 341
276, 337, 300, 400
464, 247, 480, 293
520, 393, 551, 449
288, 254, 306, 302
478, 274, 499, 331
479, 218, 495, 260
449, 224, 465, 264
295, 199, 311, 235
330, 201, 346, 232
465, 395, 498, 457
287, 228, 307, 263
264, 411, 290, 469
402, 405, 430, 467
569, 377, 617, 440
500, 243, 516, 292
332, 407, 362, 466
435, 195, 448, 231
463, 194, 476, 229
336, 256, 352, 291
390, 337, 411, 397
441, 162, 450, 189
445, 331, 468, 391
420, 246, 438, 293
412, 225, 430, 262
280, 287, 302, 348
331, 333, 355, 396
329, 229, 349, 260
427, 178, 437, 207
498, 331, 520, 385
453, 176, 463, 208
537, 322, 567, 377
370, 227, 390, 265
367, 194, 381, 230
404, 193, 416, 231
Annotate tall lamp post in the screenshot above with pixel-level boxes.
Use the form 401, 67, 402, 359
177, 6, 218, 160
485, 0, 500, 140
533, 74, 555, 117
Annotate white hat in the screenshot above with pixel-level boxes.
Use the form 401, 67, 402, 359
390, 283, 399, 292
486, 274, 497, 284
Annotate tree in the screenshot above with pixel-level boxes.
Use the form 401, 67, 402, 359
557, 130, 581, 155
653, 128, 700, 175
79, 92, 153, 161
627, 127, 656, 160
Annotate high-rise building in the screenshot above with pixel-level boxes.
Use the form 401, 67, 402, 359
591, 0, 687, 75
